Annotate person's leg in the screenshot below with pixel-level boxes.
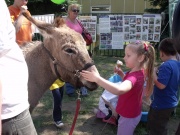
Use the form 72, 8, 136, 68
104, 104, 112, 120
147, 107, 175, 135
80, 86, 88, 96
52, 86, 64, 128
2, 109, 37, 135
117, 113, 141, 135
52, 87, 64, 122
65, 83, 75, 96
176, 122, 180, 135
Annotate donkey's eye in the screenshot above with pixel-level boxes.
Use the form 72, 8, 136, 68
65, 48, 76, 54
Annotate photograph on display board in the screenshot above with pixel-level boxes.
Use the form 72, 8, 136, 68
136, 18, 141, 24
98, 14, 162, 50
124, 34, 130, 40
124, 26, 129, 32
130, 29, 136, 34
123, 15, 142, 42
149, 25, 154, 33
143, 18, 148, 24
130, 35, 136, 40
142, 34, 148, 41
79, 16, 97, 43
117, 27, 123, 32
136, 34, 141, 40
130, 24, 136, 29
109, 15, 123, 32
148, 34, 153, 41
124, 18, 129, 25
142, 14, 162, 42
154, 34, 160, 41
143, 26, 148, 33
136, 26, 141, 32
130, 17, 136, 23
155, 26, 161, 33
155, 18, 161, 25
100, 33, 112, 49
149, 17, 155, 24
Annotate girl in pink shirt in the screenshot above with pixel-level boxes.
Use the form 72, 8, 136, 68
81, 41, 155, 135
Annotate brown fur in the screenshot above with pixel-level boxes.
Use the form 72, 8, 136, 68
21, 11, 98, 112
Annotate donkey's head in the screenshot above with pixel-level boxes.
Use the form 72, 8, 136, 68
22, 12, 98, 90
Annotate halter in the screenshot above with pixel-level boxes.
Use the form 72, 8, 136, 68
41, 44, 94, 82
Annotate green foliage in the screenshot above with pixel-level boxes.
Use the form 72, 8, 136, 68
5, 0, 13, 6
145, 0, 168, 13
28, 1, 68, 15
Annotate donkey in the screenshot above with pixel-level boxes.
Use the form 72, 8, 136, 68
21, 11, 98, 112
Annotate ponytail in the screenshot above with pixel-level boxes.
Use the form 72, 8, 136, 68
144, 45, 155, 98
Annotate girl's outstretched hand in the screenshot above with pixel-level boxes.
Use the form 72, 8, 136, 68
80, 66, 100, 83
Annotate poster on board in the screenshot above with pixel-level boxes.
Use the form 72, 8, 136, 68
123, 15, 142, 41
78, 16, 97, 43
142, 14, 161, 42
99, 14, 161, 50
99, 15, 124, 49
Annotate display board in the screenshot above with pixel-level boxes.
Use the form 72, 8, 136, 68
99, 14, 162, 50
78, 16, 97, 43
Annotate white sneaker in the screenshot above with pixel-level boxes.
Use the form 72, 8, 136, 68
55, 121, 64, 128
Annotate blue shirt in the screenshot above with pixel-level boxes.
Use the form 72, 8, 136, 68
151, 60, 180, 110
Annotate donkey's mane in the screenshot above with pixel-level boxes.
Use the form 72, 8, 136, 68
20, 41, 42, 57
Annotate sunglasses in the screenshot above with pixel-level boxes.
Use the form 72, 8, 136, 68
72, 9, 79, 13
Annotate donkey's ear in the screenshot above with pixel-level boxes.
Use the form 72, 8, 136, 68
22, 11, 55, 37
53, 17, 66, 28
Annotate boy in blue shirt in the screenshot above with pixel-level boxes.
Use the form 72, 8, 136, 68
147, 38, 180, 135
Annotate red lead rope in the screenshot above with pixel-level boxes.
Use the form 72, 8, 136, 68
69, 98, 81, 135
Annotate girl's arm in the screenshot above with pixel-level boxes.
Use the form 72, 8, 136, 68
81, 66, 132, 95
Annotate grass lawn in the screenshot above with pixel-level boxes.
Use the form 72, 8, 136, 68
32, 55, 180, 135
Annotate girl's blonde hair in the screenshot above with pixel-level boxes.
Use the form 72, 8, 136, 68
129, 41, 155, 98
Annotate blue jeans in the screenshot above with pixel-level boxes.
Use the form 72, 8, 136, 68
2, 109, 37, 135
51, 86, 64, 122
65, 83, 88, 95
65, 83, 75, 94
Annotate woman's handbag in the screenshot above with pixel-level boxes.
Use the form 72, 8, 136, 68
77, 20, 93, 46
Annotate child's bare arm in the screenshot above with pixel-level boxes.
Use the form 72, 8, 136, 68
154, 67, 166, 89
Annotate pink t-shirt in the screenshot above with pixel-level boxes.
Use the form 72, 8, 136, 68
65, 19, 83, 34
116, 70, 144, 118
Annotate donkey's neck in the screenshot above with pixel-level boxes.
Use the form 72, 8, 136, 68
25, 43, 57, 112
